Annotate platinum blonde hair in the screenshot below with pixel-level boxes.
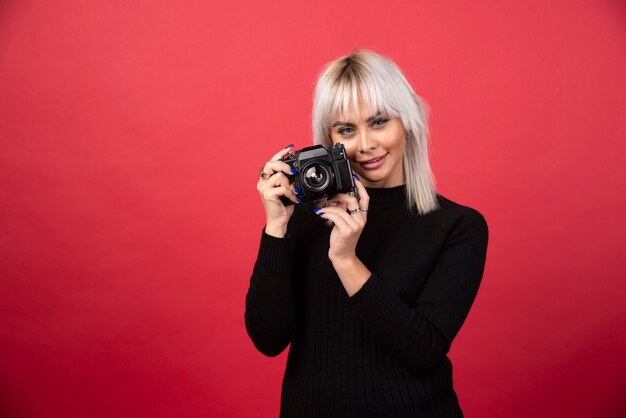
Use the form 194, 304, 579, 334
312, 49, 439, 215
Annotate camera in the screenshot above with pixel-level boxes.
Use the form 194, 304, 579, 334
280, 144, 358, 205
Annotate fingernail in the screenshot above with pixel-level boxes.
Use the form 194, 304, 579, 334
295, 186, 303, 195
353, 173, 360, 181
285, 144, 294, 148
313, 208, 321, 213
317, 212, 325, 215
290, 167, 298, 175
296, 197, 302, 203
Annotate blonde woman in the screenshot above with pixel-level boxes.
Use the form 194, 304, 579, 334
246, 49, 489, 417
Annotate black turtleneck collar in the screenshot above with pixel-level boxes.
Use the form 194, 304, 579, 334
364, 184, 407, 204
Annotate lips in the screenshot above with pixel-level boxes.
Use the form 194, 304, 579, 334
358, 153, 388, 170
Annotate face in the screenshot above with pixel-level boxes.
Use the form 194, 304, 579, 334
329, 98, 406, 188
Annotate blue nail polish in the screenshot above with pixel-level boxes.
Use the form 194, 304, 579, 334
295, 186, 303, 195
353, 173, 360, 181
296, 197, 302, 203
290, 167, 298, 175
313, 208, 321, 213
318, 212, 325, 215
285, 143, 294, 148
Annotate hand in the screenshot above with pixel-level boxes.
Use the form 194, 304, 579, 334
257, 146, 300, 237
315, 175, 370, 263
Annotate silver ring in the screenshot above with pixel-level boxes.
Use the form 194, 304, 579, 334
348, 207, 361, 214
361, 208, 368, 212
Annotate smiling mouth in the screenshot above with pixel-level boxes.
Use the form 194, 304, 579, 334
360, 155, 385, 164
358, 153, 388, 169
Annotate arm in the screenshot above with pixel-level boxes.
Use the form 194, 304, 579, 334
348, 209, 489, 374
246, 145, 300, 356
244, 229, 296, 357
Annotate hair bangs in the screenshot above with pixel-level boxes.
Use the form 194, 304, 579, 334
326, 69, 360, 125
328, 68, 398, 126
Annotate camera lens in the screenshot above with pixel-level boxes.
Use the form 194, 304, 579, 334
302, 163, 332, 193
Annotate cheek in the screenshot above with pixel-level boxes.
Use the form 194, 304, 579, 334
396, 136, 406, 154
390, 128, 406, 153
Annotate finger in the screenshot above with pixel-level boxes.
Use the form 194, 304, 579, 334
326, 200, 348, 210
258, 170, 287, 190
264, 184, 299, 205
327, 193, 360, 210
259, 147, 293, 181
270, 144, 295, 162
264, 160, 298, 178
352, 175, 370, 219
328, 192, 365, 223
315, 206, 360, 232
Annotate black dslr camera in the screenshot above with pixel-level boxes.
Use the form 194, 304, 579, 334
280, 144, 359, 205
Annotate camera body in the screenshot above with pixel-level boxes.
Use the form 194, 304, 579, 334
281, 143, 358, 205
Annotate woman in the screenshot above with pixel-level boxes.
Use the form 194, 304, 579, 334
245, 49, 489, 417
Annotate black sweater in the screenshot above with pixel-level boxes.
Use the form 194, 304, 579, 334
245, 185, 489, 417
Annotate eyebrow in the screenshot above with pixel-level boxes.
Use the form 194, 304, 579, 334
332, 111, 383, 128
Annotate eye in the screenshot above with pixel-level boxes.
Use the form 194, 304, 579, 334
371, 118, 389, 128
337, 127, 354, 136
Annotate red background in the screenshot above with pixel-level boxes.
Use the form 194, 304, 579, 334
1, 1, 625, 417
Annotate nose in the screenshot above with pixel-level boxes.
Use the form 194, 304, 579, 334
356, 129, 377, 154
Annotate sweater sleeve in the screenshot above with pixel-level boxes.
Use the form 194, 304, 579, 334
348, 209, 489, 374
244, 229, 296, 357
